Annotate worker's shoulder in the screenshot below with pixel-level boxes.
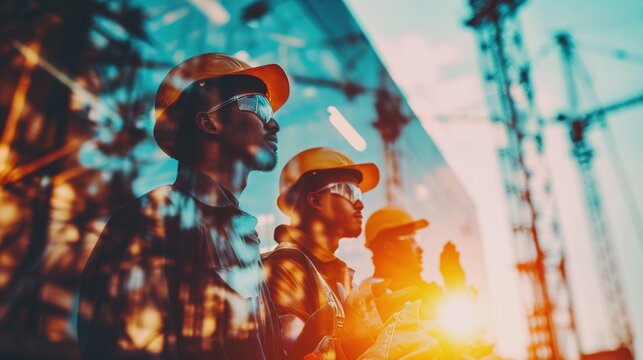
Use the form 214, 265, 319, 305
137, 184, 184, 208
101, 185, 180, 229
120, 184, 185, 213
262, 245, 313, 272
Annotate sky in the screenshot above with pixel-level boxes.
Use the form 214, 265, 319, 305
344, 0, 643, 358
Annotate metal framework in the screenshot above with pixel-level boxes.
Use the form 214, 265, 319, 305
373, 70, 409, 206
466, 1, 579, 358
555, 32, 636, 355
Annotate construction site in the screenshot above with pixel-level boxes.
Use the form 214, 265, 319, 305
0, 0, 641, 359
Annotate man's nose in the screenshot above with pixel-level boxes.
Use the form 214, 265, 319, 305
265, 118, 280, 133
353, 199, 364, 210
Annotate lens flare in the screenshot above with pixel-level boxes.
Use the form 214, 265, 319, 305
438, 292, 482, 341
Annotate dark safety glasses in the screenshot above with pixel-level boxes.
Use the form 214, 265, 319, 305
206, 93, 274, 124
313, 182, 362, 204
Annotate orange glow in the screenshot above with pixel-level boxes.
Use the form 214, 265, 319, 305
202, 315, 217, 337
12, 40, 121, 120
0, 272, 9, 288
41, 283, 74, 311
0, 191, 20, 228
0, 36, 42, 176
438, 292, 482, 341
51, 165, 92, 186
2, 139, 84, 184
124, 306, 164, 353
42, 315, 70, 341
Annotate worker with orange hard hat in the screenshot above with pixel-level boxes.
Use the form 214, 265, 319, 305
262, 147, 380, 359
79, 53, 289, 359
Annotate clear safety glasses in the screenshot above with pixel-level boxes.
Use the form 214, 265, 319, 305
313, 182, 362, 204
206, 93, 274, 124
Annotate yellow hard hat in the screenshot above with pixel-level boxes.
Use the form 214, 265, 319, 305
154, 53, 290, 158
365, 207, 429, 249
277, 147, 379, 215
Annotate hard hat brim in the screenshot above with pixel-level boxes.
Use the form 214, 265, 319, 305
154, 63, 290, 158
366, 218, 429, 249
386, 218, 430, 235
276, 161, 380, 214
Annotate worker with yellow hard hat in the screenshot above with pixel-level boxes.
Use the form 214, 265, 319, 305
362, 207, 442, 320
79, 53, 289, 359
358, 208, 495, 359
262, 147, 380, 359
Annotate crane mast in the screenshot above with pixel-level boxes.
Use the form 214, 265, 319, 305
466, 1, 579, 358
555, 32, 634, 355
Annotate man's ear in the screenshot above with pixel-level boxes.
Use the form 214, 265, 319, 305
196, 112, 222, 135
306, 192, 323, 211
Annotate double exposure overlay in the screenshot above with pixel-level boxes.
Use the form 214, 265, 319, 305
1, 0, 642, 359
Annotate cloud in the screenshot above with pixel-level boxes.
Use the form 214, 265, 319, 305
376, 33, 486, 121
378, 33, 461, 92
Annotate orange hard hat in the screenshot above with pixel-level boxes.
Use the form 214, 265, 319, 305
364, 207, 429, 249
154, 53, 290, 158
277, 147, 379, 215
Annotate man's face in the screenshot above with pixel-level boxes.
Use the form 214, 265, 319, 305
311, 173, 364, 238
396, 236, 423, 274
219, 95, 280, 171
196, 77, 280, 171
375, 234, 424, 276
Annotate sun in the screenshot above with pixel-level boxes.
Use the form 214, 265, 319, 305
438, 292, 482, 341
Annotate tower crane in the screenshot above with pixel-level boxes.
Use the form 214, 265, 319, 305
466, 1, 580, 358
555, 32, 642, 358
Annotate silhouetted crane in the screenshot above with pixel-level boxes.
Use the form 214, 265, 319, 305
555, 31, 641, 358
466, 1, 580, 358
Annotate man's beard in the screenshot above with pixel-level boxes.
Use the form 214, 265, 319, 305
341, 224, 362, 239
245, 146, 278, 172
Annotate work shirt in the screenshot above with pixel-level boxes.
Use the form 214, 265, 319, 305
262, 225, 353, 358
264, 225, 353, 318
78, 166, 285, 360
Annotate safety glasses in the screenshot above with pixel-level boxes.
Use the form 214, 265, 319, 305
206, 93, 274, 124
313, 182, 362, 204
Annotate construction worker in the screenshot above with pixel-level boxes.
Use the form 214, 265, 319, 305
78, 53, 289, 359
262, 147, 380, 359
361, 207, 442, 323
358, 208, 494, 359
